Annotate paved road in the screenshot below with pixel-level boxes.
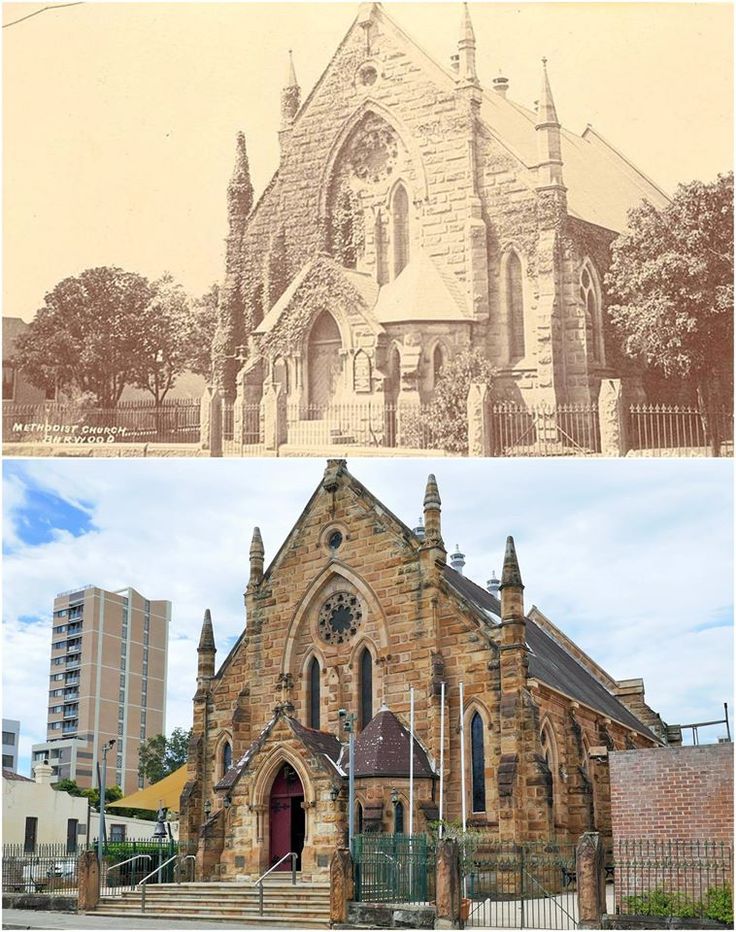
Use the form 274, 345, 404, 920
2, 910, 272, 930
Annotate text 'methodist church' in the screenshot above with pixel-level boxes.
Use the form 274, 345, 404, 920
181, 461, 677, 878
212, 2, 669, 415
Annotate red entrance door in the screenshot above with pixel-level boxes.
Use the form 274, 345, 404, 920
269, 764, 305, 870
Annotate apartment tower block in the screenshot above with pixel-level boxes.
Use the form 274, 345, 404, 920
32, 587, 169, 795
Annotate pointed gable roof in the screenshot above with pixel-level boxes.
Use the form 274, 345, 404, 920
373, 247, 471, 323
354, 707, 435, 778
442, 566, 657, 741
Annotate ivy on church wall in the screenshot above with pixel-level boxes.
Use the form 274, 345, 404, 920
257, 256, 368, 358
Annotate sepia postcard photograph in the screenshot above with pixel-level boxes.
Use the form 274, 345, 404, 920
2, 2, 733, 458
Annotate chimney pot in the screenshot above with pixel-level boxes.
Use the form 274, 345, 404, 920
493, 73, 509, 98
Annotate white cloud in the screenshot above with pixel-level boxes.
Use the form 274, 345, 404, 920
2, 457, 732, 776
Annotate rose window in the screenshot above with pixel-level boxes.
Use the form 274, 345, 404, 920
349, 120, 399, 185
318, 591, 363, 645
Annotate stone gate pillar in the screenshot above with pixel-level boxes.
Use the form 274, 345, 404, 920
330, 847, 353, 925
261, 383, 287, 452
199, 387, 223, 458
467, 383, 491, 456
77, 849, 99, 912
598, 379, 627, 457
576, 831, 606, 929
435, 838, 461, 929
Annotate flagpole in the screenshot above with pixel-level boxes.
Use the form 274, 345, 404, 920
459, 681, 467, 833
439, 681, 445, 838
408, 686, 414, 837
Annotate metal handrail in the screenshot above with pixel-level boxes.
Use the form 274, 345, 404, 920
101, 854, 152, 897
254, 852, 297, 915
138, 853, 178, 887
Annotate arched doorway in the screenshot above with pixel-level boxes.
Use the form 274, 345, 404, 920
307, 312, 342, 412
269, 763, 306, 870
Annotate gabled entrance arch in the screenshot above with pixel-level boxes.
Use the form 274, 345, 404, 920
307, 311, 342, 411
269, 763, 305, 870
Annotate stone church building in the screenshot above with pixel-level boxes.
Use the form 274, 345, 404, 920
180, 460, 675, 878
212, 2, 669, 422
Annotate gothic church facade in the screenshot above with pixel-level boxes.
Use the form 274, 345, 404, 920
180, 460, 674, 879
212, 3, 669, 420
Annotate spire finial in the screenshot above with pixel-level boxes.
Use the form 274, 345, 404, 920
535, 58, 565, 190
457, 1, 479, 86
198, 608, 216, 653
536, 57, 559, 127
422, 474, 444, 554
287, 49, 298, 88
499, 536, 524, 590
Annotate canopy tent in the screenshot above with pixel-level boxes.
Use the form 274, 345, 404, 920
108, 764, 187, 812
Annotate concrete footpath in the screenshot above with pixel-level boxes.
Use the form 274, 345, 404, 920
1, 910, 274, 930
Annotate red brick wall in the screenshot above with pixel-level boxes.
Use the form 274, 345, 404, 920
609, 744, 733, 841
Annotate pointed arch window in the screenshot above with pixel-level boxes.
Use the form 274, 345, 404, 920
470, 711, 486, 813
222, 740, 232, 775
308, 657, 321, 730
357, 802, 364, 835
540, 723, 558, 817
505, 250, 525, 362
392, 184, 410, 278
580, 260, 604, 366
359, 648, 373, 730
394, 800, 405, 834
375, 212, 389, 286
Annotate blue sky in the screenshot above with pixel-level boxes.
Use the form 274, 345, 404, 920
3, 457, 733, 776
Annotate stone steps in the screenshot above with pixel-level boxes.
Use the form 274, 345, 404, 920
92, 880, 331, 928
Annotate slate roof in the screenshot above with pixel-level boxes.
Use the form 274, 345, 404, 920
290, 718, 342, 766
354, 707, 435, 779
443, 566, 656, 740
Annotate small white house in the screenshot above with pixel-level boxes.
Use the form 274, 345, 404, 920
2, 762, 178, 848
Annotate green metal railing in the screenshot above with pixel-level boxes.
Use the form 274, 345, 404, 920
353, 833, 434, 904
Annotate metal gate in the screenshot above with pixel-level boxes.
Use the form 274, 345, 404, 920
465, 841, 578, 929
353, 834, 434, 904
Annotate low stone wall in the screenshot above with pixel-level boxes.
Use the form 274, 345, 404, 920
347, 902, 436, 929
601, 915, 725, 930
2, 893, 76, 912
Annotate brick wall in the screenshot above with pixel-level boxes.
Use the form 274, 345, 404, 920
609, 744, 733, 841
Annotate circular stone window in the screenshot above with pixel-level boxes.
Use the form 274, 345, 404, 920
359, 64, 378, 87
328, 530, 344, 551
318, 592, 363, 645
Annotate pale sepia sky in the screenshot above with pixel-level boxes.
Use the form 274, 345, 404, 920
3, 2, 733, 320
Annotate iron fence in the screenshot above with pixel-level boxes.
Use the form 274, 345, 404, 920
465, 840, 578, 929
221, 401, 266, 455
285, 402, 435, 450
99, 838, 181, 897
2, 843, 81, 895
353, 833, 434, 904
613, 839, 733, 925
627, 404, 733, 457
3, 400, 201, 446
490, 403, 601, 457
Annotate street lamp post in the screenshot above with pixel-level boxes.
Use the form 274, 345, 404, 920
339, 709, 357, 853
97, 739, 116, 868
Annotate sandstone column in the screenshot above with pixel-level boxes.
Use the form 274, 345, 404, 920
466, 382, 490, 456
77, 849, 99, 912
576, 831, 606, 929
330, 847, 354, 925
261, 383, 287, 452
435, 838, 462, 929
598, 379, 627, 457
199, 387, 223, 457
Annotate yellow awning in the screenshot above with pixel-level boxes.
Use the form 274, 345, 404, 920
108, 764, 188, 812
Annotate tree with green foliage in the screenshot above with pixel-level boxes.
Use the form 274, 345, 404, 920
186, 283, 219, 381
52, 778, 84, 796
606, 172, 733, 454
138, 727, 191, 785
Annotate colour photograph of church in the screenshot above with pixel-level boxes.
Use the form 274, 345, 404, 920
181, 459, 679, 885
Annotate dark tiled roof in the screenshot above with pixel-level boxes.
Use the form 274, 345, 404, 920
442, 567, 655, 740
290, 718, 342, 765
3, 768, 32, 782
354, 708, 435, 779
214, 714, 342, 792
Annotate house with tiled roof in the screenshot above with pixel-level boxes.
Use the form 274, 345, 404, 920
180, 460, 677, 879
213, 2, 670, 431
